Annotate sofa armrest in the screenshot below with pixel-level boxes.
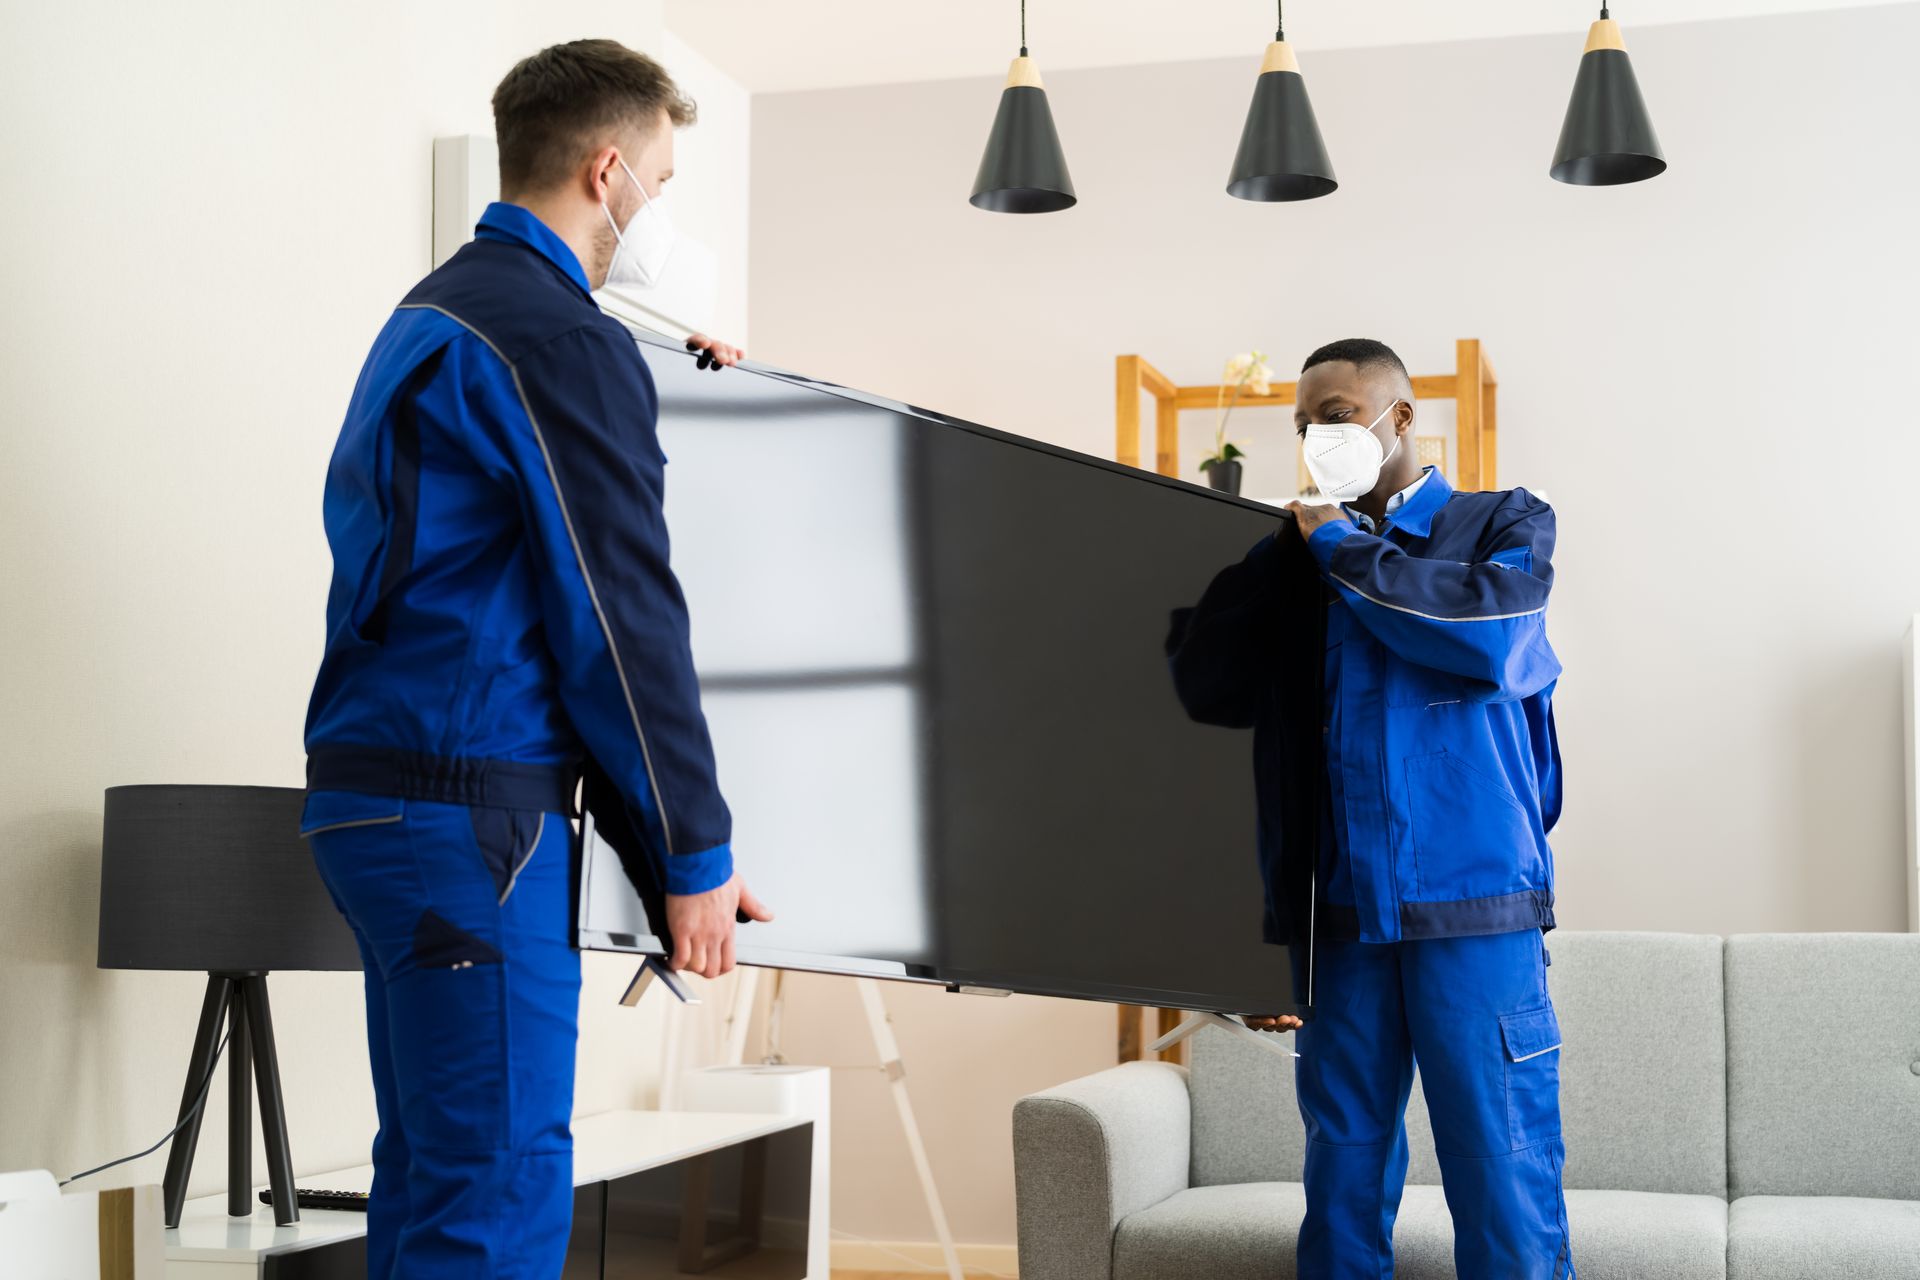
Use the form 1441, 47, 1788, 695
1013, 1061, 1192, 1280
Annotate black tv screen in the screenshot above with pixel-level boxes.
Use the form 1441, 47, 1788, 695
576, 333, 1300, 1017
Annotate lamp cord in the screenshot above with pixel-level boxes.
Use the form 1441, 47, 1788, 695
1600, 4, 1610, 16
59, 1029, 232, 1187
1020, 0, 1027, 57
1277, 0, 1285, 42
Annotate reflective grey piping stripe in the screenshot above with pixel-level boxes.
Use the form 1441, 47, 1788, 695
1511, 1042, 1562, 1063
498, 812, 546, 905
1307, 868, 1316, 1008
396, 302, 677, 856
298, 814, 403, 839
1328, 573, 1547, 624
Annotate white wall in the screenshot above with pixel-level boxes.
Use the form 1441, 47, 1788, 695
745, 3, 1920, 1247
0, 0, 750, 1199
662, 30, 753, 348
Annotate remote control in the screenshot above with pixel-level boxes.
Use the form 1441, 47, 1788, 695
258, 1188, 370, 1213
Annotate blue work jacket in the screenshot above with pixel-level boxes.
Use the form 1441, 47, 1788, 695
304, 202, 731, 896
1168, 469, 1562, 946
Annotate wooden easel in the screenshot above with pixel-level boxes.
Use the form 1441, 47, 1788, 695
1115, 338, 1500, 494
1112, 339, 1501, 1065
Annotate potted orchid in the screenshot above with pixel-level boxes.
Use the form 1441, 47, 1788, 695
1198, 349, 1272, 495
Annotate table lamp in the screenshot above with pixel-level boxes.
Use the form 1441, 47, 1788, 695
97, 785, 360, 1228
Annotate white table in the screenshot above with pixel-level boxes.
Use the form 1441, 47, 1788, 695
165, 1110, 812, 1278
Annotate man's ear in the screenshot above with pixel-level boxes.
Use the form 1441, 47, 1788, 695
584, 145, 621, 205
1394, 398, 1415, 434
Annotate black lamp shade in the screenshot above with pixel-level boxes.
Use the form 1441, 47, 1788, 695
1551, 21, 1665, 186
97, 785, 360, 972
971, 57, 1076, 214
1228, 42, 1337, 202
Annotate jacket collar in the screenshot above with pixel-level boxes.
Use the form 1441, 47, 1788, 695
473, 202, 593, 298
1386, 466, 1451, 538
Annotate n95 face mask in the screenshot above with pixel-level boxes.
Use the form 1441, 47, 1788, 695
600, 158, 677, 289
1302, 402, 1402, 503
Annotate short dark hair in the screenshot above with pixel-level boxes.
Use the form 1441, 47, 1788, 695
491, 39, 696, 196
1301, 338, 1411, 385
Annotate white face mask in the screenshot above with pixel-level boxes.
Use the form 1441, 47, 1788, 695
600, 158, 676, 289
1302, 401, 1403, 503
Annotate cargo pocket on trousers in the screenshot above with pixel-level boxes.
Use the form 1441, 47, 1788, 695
1501, 1004, 1563, 1151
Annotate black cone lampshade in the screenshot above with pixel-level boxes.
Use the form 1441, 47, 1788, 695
1228, 39, 1337, 202
1551, 14, 1666, 185
971, 53, 1076, 213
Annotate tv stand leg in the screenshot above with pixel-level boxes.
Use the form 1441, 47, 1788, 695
1148, 1010, 1300, 1060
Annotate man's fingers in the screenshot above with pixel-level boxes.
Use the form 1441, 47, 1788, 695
1243, 1014, 1303, 1033
739, 886, 775, 922
685, 335, 742, 370
719, 934, 736, 977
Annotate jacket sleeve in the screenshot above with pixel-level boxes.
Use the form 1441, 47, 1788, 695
496, 324, 732, 896
1538, 701, 1563, 834
1305, 488, 1561, 700
1165, 532, 1287, 729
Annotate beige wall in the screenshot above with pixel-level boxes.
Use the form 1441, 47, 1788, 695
745, 4, 1920, 1247
0, 0, 755, 1197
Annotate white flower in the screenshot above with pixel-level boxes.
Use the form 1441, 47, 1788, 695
1223, 350, 1273, 397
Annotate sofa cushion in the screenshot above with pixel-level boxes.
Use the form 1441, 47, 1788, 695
1727, 1195, 1920, 1279
1112, 1182, 1727, 1280
1543, 931, 1727, 1196
1189, 932, 1727, 1197
1397, 1187, 1728, 1280
1726, 933, 1920, 1200
1565, 1189, 1726, 1280
1113, 1183, 1306, 1280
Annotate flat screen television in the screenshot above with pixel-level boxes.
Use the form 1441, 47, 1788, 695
576, 332, 1303, 1018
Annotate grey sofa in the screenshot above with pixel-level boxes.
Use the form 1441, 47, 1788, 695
1013, 932, 1920, 1279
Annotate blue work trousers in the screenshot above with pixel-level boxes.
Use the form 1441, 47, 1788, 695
303, 792, 581, 1280
1294, 928, 1573, 1279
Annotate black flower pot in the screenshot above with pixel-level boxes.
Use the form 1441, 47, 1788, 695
1204, 460, 1244, 495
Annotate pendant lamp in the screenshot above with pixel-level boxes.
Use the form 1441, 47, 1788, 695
1227, 0, 1337, 202
970, 0, 1076, 213
1551, 6, 1666, 185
